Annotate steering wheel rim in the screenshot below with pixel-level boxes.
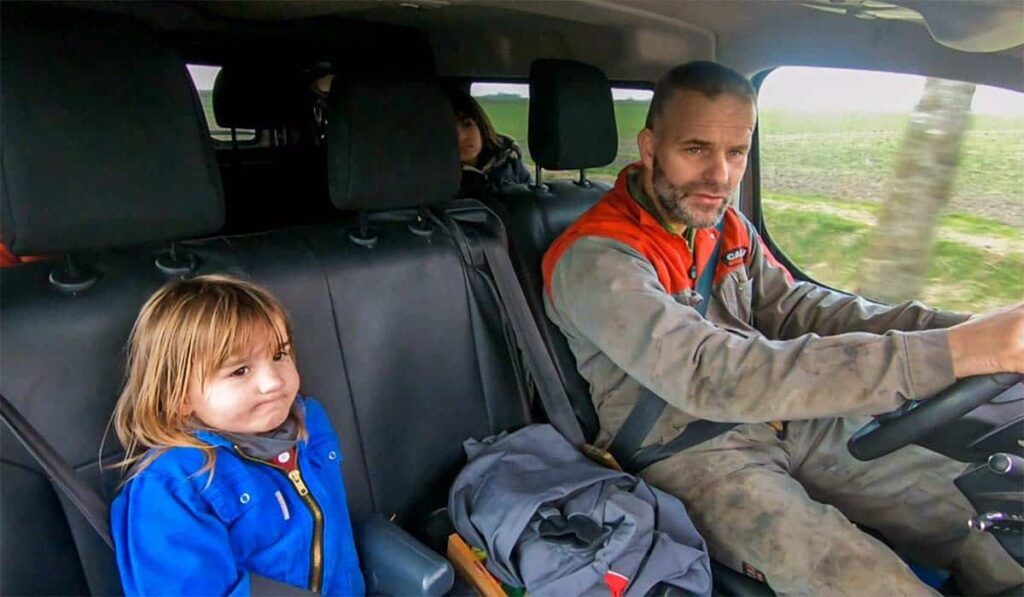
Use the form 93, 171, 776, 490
848, 373, 1023, 461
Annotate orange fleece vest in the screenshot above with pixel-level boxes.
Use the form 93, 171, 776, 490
543, 164, 791, 302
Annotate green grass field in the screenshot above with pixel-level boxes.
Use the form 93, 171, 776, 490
479, 97, 1023, 312
758, 109, 1023, 312
763, 193, 1023, 312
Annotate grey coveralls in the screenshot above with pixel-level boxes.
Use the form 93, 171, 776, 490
544, 165, 1023, 595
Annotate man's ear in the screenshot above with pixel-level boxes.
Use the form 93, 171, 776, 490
638, 128, 655, 171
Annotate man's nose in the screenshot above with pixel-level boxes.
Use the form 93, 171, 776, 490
703, 153, 730, 186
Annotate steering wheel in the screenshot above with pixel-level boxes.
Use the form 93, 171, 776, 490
848, 373, 1024, 461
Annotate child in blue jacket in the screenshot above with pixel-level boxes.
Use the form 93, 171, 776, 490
110, 274, 365, 596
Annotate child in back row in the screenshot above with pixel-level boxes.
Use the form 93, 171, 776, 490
110, 274, 365, 596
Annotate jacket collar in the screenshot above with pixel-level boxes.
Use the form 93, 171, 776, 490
463, 134, 522, 175
612, 163, 676, 235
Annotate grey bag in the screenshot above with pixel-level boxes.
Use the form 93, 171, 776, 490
449, 424, 713, 596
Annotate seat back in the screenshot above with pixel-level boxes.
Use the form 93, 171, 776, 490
320, 73, 532, 522
495, 59, 620, 441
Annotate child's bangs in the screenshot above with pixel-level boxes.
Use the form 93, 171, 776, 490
201, 291, 291, 374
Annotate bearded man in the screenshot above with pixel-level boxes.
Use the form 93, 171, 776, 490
542, 61, 1024, 595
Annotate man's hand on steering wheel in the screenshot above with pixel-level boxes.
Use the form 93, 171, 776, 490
849, 303, 1024, 461
949, 303, 1024, 378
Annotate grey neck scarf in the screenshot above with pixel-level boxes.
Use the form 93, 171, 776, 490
219, 402, 302, 461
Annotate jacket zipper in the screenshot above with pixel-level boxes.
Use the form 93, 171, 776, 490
233, 447, 325, 593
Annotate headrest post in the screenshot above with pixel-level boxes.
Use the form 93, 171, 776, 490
49, 254, 99, 293
574, 169, 592, 189
230, 128, 239, 152
314, 101, 327, 144
408, 206, 435, 238
529, 164, 548, 193
155, 242, 199, 277
348, 213, 379, 248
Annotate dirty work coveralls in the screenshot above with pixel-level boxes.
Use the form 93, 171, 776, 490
542, 164, 1023, 595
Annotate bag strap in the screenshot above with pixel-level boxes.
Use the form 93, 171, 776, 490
608, 218, 736, 473
440, 208, 587, 448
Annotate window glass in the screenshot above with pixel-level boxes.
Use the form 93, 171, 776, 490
470, 83, 653, 184
186, 65, 257, 142
759, 66, 1023, 312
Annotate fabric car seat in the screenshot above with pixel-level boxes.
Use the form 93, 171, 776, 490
493, 59, 619, 442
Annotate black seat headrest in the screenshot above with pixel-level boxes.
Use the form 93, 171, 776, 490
212, 67, 308, 130
326, 77, 460, 211
528, 59, 618, 171
0, 5, 224, 256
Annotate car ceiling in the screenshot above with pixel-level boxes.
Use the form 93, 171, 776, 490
70, 0, 1024, 91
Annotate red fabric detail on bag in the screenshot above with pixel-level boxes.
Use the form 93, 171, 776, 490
604, 570, 629, 597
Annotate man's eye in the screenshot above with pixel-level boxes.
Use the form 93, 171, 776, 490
685, 147, 702, 155
230, 366, 249, 377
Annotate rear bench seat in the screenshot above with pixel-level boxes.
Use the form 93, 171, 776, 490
1, 5, 531, 594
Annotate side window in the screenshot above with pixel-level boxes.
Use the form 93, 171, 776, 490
758, 67, 1023, 312
186, 65, 257, 143
469, 83, 652, 185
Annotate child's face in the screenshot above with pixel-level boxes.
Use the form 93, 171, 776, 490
187, 325, 300, 434
456, 114, 483, 166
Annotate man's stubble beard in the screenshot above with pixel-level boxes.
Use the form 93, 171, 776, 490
651, 158, 732, 229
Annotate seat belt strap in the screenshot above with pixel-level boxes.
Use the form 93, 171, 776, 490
608, 218, 736, 473
1, 394, 114, 549
630, 418, 738, 472
441, 209, 587, 448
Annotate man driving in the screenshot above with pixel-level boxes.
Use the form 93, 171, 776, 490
542, 61, 1024, 595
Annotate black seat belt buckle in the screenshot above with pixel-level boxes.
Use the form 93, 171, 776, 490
768, 421, 788, 440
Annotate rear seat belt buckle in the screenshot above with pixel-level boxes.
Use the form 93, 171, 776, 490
768, 420, 788, 440
580, 443, 624, 472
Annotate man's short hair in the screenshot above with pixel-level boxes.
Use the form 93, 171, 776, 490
645, 61, 757, 130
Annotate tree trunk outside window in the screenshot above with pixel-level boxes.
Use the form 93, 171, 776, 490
857, 78, 976, 303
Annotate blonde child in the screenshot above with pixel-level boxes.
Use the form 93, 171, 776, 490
110, 275, 364, 595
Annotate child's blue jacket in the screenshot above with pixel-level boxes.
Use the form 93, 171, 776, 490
111, 396, 365, 596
